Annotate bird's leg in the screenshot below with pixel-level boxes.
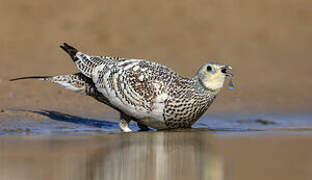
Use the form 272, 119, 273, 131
137, 122, 150, 131
119, 113, 132, 132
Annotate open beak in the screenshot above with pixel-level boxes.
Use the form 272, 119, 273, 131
222, 65, 234, 90
221, 65, 233, 77
225, 65, 232, 70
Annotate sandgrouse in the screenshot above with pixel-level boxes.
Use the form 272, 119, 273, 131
11, 43, 234, 132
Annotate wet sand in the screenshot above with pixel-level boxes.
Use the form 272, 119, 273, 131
1, 108, 312, 135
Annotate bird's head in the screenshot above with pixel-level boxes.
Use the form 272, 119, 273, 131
196, 62, 233, 93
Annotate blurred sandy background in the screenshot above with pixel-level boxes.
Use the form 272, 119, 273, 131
1, 0, 312, 115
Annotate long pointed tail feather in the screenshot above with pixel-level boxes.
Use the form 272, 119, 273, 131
10, 73, 88, 93
10, 76, 52, 81
10, 73, 109, 104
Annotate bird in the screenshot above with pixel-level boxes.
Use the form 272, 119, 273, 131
10, 43, 234, 132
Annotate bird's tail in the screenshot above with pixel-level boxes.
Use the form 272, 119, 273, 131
10, 73, 90, 94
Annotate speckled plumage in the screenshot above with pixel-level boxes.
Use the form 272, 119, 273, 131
11, 43, 233, 132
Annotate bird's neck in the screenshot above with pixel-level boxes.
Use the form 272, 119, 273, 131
193, 76, 221, 96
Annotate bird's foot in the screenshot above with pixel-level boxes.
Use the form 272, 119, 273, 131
119, 118, 132, 132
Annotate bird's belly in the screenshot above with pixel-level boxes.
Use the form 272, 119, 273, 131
105, 93, 168, 129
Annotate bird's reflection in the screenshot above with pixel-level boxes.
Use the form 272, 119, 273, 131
0, 131, 223, 180
87, 131, 223, 180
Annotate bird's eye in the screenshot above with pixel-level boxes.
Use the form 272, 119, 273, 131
221, 69, 227, 73
207, 66, 212, 72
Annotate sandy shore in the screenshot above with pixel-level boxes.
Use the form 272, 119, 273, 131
1, 0, 312, 113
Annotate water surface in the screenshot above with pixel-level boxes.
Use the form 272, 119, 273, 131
1, 130, 312, 180
1, 111, 312, 180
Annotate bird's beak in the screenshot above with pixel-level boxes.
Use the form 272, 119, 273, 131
222, 65, 234, 90
222, 65, 233, 77
225, 65, 232, 70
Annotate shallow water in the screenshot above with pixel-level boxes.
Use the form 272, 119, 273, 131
1, 109, 312, 135
1, 131, 312, 180
1, 111, 312, 180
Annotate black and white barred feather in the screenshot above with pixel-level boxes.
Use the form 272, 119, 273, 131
11, 43, 231, 130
